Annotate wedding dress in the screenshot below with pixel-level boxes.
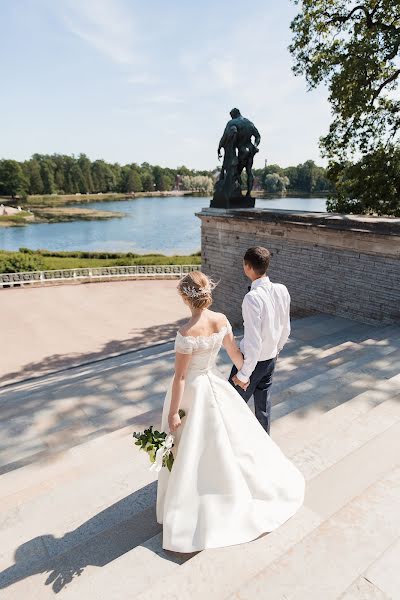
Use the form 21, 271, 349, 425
156, 321, 305, 553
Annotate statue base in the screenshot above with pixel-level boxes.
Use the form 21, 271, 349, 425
210, 181, 256, 208
210, 194, 255, 209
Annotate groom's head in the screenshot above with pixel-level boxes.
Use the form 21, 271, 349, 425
243, 246, 270, 281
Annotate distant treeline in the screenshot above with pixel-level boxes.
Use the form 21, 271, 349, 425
253, 161, 335, 195
0, 154, 334, 197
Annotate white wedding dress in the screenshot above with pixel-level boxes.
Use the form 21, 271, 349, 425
156, 321, 305, 553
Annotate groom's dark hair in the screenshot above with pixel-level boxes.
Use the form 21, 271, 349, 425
244, 246, 270, 275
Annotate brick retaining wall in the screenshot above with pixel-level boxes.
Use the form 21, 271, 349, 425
197, 209, 400, 326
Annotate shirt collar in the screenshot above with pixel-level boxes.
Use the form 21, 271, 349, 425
251, 275, 270, 290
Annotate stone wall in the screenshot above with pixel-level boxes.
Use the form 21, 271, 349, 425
197, 209, 400, 326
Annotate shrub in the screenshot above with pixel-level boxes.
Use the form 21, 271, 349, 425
0, 253, 45, 273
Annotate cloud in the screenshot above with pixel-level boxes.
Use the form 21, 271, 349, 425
146, 94, 184, 104
208, 58, 236, 89
60, 0, 136, 65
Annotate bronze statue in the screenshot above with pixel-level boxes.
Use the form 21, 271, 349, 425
211, 108, 260, 208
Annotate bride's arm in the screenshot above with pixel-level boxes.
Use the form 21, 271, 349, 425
169, 352, 192, 432
223, 330, 244, 371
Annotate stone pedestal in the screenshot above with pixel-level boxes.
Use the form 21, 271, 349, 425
210, 195, 255, 209
210, 178, 255, 209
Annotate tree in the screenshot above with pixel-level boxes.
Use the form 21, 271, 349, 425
262, 173, 290, 194
70, 163, 87, 193
180, 175, 214, 193
40, 159, 56, 194
290, 0, 400, 159
0, 160, 28, 197
122, 166, 143, 192
25, 159, 44, 195
78, 154, 94, 192
327, 145, 400, 216
141, 170, 155, 191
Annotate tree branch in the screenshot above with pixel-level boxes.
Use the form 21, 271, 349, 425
371, 69, 400, 105
326, 3, 397, 32
326, 5, 374, 27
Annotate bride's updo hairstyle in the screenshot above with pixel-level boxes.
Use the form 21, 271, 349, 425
178, 271, 217, 310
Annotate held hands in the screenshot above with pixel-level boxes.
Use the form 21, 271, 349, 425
168, 412, 181, 433
232, 374, 249, 391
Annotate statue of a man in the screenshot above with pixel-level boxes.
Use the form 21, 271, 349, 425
218, 108, 261, 197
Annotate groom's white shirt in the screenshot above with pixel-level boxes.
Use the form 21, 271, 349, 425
236, 276, 291, 384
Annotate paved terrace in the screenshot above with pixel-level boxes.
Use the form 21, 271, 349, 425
0, 280, 187, 385
0, 281, 399, 598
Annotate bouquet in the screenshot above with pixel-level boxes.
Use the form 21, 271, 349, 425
132, 409, 185, 472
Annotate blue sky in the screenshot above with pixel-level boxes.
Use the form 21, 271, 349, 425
0, 0, 331, 169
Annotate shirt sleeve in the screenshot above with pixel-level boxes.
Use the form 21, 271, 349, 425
236, 293, 263, 383
277, 289, 291, 352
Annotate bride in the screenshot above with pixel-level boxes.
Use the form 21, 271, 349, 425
156, 271, 305, 553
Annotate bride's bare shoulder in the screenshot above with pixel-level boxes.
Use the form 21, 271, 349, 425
178, 322, 192, 337
208, 311, 228, 327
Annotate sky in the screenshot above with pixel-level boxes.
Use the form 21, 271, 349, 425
0, 0, 332, 170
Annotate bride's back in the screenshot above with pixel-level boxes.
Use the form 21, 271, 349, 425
179, 309, 228, 339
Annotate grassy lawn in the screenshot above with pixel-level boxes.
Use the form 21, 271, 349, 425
0, 249, 201, 272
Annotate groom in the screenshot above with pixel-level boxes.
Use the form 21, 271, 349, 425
229, 246, 291, 435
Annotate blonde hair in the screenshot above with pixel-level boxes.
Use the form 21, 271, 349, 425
178, 271, 216, 310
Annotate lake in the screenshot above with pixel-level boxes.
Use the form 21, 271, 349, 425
0, 195, 327, 255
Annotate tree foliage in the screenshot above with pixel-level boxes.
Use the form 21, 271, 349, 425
290, 0, 400, 159
0, 154, 219, 196
327, 145, 400, 215
0, 160, 28, 197
255, 160, 334, 194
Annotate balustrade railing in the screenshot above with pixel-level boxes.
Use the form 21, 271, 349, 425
0, 264, 201, 287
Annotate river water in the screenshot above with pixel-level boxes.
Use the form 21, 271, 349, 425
0, 195, 327, 255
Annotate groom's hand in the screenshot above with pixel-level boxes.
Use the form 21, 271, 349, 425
232, 374, 249, 391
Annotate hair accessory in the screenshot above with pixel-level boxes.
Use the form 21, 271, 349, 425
181, 279, 218, 298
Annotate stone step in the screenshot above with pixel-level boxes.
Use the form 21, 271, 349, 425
271, 345, 400, 421
272, 374, 400, 457
0, 405, 161, 506
230, 466, 400, 600
2, 338, 395, 520
271, 323, 400, 394
1, 319, 396, 475
130, 416, 400, 600
2, 332, 398, 532
2, 322, 377, 484
289, 314, 359, 341
291, 395, 400, 481
340, 577, 389, 599
359, 537, 400, 599
6, 395, 395, 599
2, 524, 192, 600
1, 318, 398, 598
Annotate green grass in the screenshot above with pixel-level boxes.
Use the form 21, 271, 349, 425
0, 249, 201, 271
22, 193, 128, 207
0, 212, 32, 226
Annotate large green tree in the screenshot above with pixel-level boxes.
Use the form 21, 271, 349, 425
0, 160, 28, 197
290, 0, 400, 159
24, 159, 44, 195
327, 145, 400, 215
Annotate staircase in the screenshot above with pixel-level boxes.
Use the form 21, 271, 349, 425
0, 314, 399, 599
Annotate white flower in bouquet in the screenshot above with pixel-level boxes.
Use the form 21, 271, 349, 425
132, 409, 185, 472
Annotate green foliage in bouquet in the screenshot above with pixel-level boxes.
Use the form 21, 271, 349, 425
132, 409, 185, 472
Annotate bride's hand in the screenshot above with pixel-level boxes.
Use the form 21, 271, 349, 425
168, 412, 181, 432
